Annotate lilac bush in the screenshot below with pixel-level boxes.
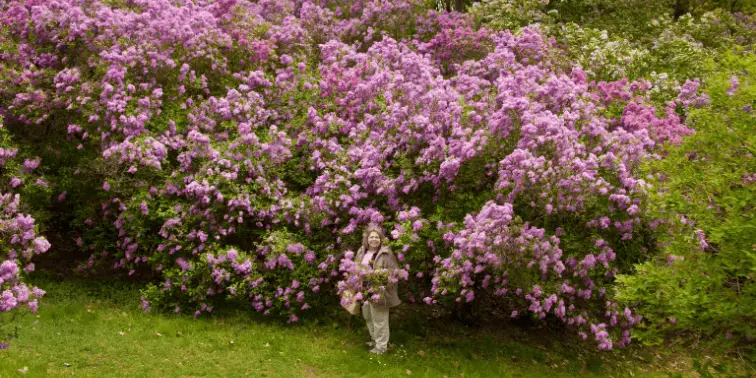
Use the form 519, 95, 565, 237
0, 118, 48, 349
0, 0, 705, 349
615, 55, 756, 346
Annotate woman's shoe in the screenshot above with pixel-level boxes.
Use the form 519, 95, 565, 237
365, 341, 375, 348
369, 347, 386, 355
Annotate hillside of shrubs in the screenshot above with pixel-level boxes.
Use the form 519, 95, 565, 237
1, 0, 753, 356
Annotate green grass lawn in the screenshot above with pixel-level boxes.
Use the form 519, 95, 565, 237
0, 278, 752, 377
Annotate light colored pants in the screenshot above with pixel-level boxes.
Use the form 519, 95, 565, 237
362, 302, 390, 351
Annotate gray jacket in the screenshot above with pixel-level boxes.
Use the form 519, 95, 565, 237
354, 245, 402, 308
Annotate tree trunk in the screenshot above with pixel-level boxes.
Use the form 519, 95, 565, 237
673, 0, 690, 20
454, 0, 465, 12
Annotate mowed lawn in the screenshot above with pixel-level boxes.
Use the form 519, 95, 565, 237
0, 278, 750, 377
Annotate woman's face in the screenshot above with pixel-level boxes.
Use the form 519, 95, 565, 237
367, 231, 381, 250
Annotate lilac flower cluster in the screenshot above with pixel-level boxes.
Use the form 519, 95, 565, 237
1, 260, 45, 314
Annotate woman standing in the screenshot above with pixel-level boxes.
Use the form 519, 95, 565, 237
353, 223, 401, 354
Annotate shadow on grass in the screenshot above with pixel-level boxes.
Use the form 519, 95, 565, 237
24, 273, 607, 352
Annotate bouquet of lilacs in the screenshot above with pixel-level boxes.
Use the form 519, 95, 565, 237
337, 251, 408, 311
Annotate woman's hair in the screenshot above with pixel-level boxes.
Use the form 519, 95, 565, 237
361, 222, 386, 251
